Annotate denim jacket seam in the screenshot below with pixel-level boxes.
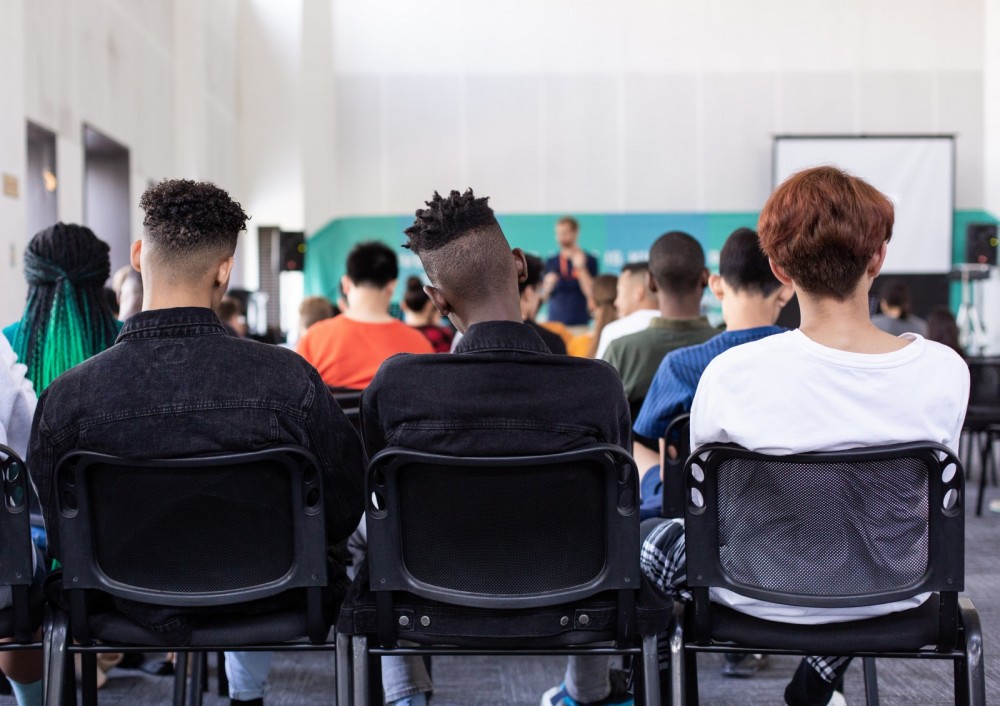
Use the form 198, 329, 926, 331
66, 400, 309, 434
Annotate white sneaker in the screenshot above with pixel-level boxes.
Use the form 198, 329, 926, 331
827, 691, 847, 706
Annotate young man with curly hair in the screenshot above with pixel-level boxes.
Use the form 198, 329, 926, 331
28, 180, 365, 706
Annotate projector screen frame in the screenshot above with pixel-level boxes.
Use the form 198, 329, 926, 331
771, 134, 956, 274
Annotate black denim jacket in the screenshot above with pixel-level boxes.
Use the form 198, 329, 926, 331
361, 320, 632, 458
28, 308, 365, 638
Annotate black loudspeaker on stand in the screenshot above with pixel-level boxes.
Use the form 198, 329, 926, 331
966, 223, 998, 266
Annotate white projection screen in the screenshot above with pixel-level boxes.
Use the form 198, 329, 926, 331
773, 136, 954, 274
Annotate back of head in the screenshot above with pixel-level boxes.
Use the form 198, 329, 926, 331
140, 179, 248, 282
719, 228, 782, 296
520, 254, 545, 294
648, 231, 706, 295
217, 296, 242, 324
758, 166, 894, 301
299, 296, 336, 330
926, 306, 962, 356
592, 274, 618, 308
404, 189, 515, 308
403, 276, 431, 311
879, 279, 912, 319
346, 241, 398, 288
14, 222, 118, 390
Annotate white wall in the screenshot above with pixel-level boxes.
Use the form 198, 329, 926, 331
0, 0, 243, 323
980, 0, 1000, 353
327, 0, 986, 217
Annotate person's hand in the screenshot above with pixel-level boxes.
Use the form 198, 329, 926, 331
570, 248, 588, 270
543, 271, 559, 292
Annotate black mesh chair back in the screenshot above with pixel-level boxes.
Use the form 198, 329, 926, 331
661, 413, 691, 519
0, 444, 36, 642
684, 442, 964, 641
55, 447, 328, 638
367, 445, 640, 609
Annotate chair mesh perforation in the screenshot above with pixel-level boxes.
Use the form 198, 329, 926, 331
397, 461, 607, 595
715, 456, 929, 597
89, 461, 295, 593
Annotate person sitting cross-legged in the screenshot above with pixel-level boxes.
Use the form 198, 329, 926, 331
639, 166, 970, 706
28, 180, 365, 706
354, 189, 634, 706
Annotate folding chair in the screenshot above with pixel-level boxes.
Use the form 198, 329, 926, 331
0, 444, 44, 646
44, 446, 349, 706
964, 357, 1000, 516
671, 442, 985, 705
339, 445, 671, 705
660, 413, 691, 519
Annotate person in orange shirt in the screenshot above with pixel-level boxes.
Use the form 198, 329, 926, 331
297, 241, 433, 389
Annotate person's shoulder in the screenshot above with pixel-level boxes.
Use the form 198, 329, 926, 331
700, 330, 795, 377
914, 337, 968, 377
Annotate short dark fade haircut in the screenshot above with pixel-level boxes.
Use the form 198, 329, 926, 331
519, 254, 545, 294
621, 261, 649, 277
649, 231, 706, 295
140, 180, 248, 266
557, 216, 579, 232
346, 241, 398, 288
404, 189, 513, 303
719, 228, 782, 296
758, 166, 893, 301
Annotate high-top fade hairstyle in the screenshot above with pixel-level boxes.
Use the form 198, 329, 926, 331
404, 189, 513, 303
346, 241, 398, 288
13, 223, 118, 391
648, 231, 706, 295
758, 166, 894, 301
719, 228, 782, 296
140, 179, 248, 276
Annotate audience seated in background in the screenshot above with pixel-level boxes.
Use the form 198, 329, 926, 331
601, 231, 717, 471
568, 274, 618, 357
217, 295, 249, 337
926, 306, 964, 357
594, 262, 659, 358
298, 295, 338, 335
401, 276, 454, 353
519, 254, 569, 354
639, 166, 970, 706
3, 224, 121, 392
542, 216, 598, 326
27, 180, 365, 706
353, 189, 632, 706
296, 241, 432, 389
111, 265, 144, 320
871, 278, 927, 336
0, 337, 44, 706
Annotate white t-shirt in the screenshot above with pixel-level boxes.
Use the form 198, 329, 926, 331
0, 336, 37, 459
691, 330, 970, 624
596, 309, 659, 359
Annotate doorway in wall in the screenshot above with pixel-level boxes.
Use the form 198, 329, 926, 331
83, 125, 131, 275
25, 122, 58, 238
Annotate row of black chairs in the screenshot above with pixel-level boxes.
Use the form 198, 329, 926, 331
0, 435, 986, 705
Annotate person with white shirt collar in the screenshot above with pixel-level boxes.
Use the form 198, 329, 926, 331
638, 165, 969, 706
595, 262, 659, 359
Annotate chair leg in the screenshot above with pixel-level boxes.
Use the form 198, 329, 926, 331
216, 652, 228, 697
959, 597, 986, 706
79, 653, 98, 706
43, 609, 69, 706
172, 652, 189, 706
641, 634, 661, 706
187, 652, 204, 706
684, 652, 699, 706
352, 636, 369, 706
977, 432, 989, 516
862, 657, 879, 706
368, 650, 383, 704
336, 632, 351, 706
669, 605, 685, 706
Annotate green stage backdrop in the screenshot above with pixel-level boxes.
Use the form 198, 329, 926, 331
304, 210, 999, 316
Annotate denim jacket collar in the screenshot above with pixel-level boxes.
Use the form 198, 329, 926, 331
118, 307, 229, 341
455, 320, 550, 355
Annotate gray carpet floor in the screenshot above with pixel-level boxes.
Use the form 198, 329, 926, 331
9, 485, 999, 705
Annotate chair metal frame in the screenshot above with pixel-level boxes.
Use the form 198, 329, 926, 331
348, 445, 661, 705
43, 446, 348, 706
671, 442, 985, 706
660, 413, 691, 519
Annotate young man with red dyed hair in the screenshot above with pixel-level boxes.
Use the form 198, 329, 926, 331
638, 166, 969, 706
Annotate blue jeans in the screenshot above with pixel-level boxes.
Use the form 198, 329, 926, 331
639, 465, 663, 520
225, 652, 273, 701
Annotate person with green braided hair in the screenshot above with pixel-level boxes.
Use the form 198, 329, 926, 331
3, 223, 122, 391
